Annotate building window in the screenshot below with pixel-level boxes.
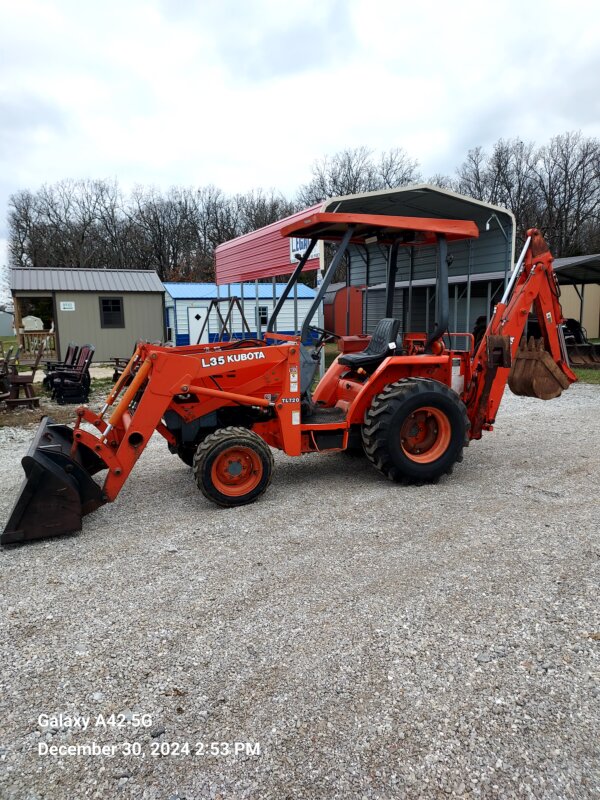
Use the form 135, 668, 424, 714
257, 305, 269, 326
99, 297, 125, 328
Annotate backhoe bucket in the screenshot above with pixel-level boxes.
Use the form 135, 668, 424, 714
2, 418, 107, 545
508, 337, 571, 400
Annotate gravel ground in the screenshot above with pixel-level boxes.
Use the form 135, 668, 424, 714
0, 384, 599, 799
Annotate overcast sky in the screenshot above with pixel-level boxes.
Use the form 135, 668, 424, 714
1, 0, 600, 274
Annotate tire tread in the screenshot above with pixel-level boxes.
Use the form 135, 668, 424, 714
362, 379, 470, 484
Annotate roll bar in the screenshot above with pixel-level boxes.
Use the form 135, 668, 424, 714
300, 226, 355, 342
266, 238, 317, 334
425, 235, 450, 352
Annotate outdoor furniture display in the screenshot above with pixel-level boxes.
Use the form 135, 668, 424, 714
4, 339, 45, 410
111, 356, 130, 383
17, 331, 57, 363
43, 343, 79, 389
51, 344, 95, 405
0, 346, 17, 401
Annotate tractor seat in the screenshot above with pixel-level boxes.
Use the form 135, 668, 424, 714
338, 318, 400, 371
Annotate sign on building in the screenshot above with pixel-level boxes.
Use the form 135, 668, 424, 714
289, 237, 321, 265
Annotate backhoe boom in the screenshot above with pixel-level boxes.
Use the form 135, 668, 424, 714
467, 228, 576, 439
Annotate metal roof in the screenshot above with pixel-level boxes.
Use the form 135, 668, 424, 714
215, 204, 321, 284
321, 185, 514, 232
10, 267, 164, 293
215, 185, 515, 284
163, 282, 315, 300
553, 254, 600, 284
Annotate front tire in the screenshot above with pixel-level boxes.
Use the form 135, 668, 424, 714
193, 427, 274, 507
362, 378, 469, 483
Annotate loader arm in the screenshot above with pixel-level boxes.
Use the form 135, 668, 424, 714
1, 338, 301, 544
467, 228, 576, 440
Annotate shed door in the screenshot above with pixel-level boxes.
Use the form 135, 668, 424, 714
188, 306, 209, 344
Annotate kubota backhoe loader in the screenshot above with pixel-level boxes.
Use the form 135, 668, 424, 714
2, 214, 576, 545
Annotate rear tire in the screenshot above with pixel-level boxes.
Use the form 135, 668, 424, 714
362, 378, 469, 483
193, 427, 274, 507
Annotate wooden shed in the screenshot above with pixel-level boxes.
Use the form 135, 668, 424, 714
10, 267, 165, 362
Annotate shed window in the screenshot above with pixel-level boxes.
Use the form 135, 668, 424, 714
99, 297, 125, 328
257, 305, 269, 326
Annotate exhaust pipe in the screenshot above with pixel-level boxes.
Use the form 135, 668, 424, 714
2, 418, 107, 545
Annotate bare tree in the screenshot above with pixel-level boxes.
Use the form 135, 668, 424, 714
297, 146, 421, 205
378, 148, 421, 189
534, 132, 600, 255
236, 189, 297, 233
456, 132, 600, 255
8, 132, 600, 281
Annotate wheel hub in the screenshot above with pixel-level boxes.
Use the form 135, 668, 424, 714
211, 446, 262, 496
400, 407, 451, 463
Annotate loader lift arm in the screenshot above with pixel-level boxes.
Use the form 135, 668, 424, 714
467, 228, 576, 439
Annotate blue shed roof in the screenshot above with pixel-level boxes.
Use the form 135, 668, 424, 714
163, 282, 315, 300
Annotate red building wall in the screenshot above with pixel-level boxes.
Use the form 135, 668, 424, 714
215, 205, 321, 284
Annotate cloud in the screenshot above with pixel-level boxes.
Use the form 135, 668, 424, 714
0, 0, 599, 267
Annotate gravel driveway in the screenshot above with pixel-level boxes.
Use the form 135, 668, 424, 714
1, 385, 599, 799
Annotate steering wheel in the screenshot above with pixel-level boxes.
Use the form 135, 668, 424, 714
308, 325, 340, 346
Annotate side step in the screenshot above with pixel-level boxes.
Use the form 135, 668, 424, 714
301, 405, 347, 424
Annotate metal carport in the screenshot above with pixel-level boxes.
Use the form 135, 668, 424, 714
215, 185, 516, 341
553, 254, 600, 336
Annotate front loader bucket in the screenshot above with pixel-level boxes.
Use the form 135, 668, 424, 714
592, 344, 600, 366
565, 344, 588, 367
568, 343, 600, 368
2, 418, 107, 545
508, 337, 571, 400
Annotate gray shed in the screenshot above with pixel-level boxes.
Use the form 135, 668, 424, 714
10, 268, 165, 362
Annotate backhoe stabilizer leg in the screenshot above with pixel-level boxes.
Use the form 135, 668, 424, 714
1, 418, 106, 545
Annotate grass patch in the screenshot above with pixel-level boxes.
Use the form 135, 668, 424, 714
92, 377, 115, 391
324, 343, 339, 369
573, 368, 600, 385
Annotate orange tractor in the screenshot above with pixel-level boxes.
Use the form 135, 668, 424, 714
2, 213, 576, 544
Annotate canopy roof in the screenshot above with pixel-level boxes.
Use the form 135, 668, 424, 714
280, 212, 479, 246
553, 254, 600, 285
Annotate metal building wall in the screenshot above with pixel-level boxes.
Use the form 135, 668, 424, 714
350, 226, 512, 337
170, 296, 314, 344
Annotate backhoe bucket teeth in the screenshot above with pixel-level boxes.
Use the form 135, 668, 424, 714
508, 337, 571, 400
1, 418, 107, 545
